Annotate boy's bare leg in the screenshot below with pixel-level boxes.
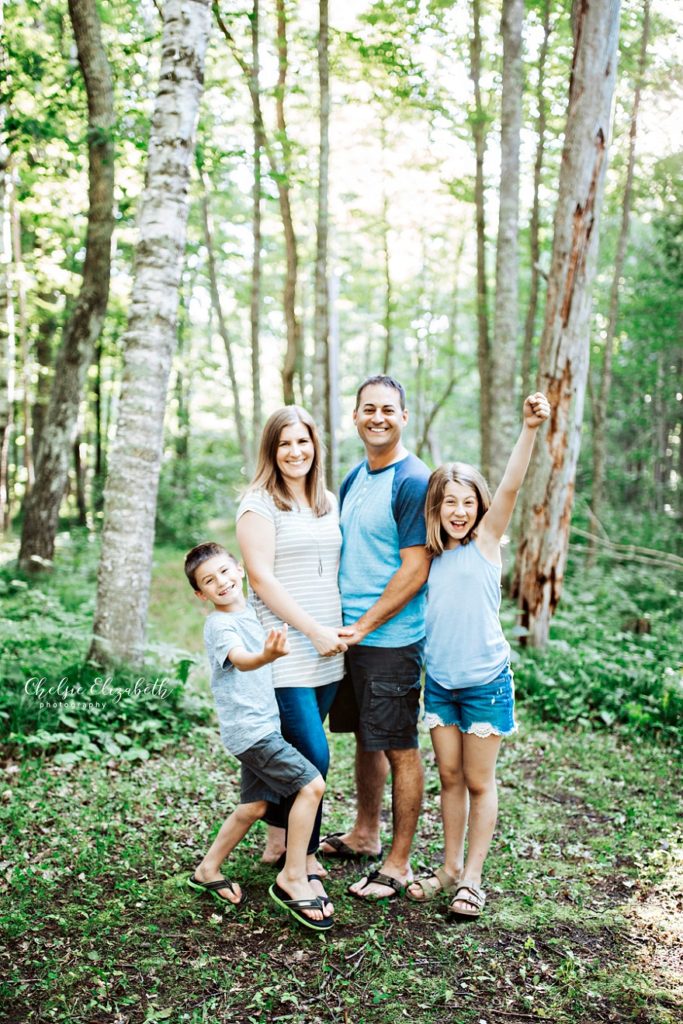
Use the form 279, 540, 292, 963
276, 776, 331, 920
318, 741, 387, 857
194, 800, 266, 903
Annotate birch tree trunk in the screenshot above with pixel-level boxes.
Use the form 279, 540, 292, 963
312, 0, 331, 466
250, 0, 263, 451
521, 0, 551, 401
590, 0, 650, 546
18, 0, 115, 568
490, 0, 524, 488
469, 0, 491, 477
515, 0, 621, 647
90, 0, 211, 664
200, 174, 250, 468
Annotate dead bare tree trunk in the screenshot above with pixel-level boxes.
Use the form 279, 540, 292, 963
200, 174, 251, 468
590, 0, 650, 551
490, 0, 524, 488
469, 0, 491, 477
515, 0, 621, 647
90, 0, 210, 664
19, 0, 115, 568
521, 0, 552, 401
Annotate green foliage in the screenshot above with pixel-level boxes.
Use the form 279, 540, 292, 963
0, 543, 211, 762
511, 559, 682, 744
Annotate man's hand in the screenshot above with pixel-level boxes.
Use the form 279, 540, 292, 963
263, 624, 290, 662
337, 623, 366, 647
523, 392, 550, 429
310, 625, 348, 657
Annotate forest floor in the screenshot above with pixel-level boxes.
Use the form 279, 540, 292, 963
1, 713, 681, 1024
1, 540, 681, 1024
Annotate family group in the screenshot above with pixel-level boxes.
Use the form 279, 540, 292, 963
183, 374, 550, 932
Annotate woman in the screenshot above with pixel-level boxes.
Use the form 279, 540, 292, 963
236, 407, 346, 910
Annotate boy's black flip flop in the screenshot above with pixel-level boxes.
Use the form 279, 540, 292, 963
187, 875, 246, 909
269, 882, 334, 931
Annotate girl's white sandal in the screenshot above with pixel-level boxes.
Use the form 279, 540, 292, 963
406, 866, 461, 903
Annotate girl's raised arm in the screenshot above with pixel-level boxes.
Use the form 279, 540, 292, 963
480, 393, 550, 543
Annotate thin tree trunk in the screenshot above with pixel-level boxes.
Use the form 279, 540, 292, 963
73, 432, 87, 526
250, 0, 262, 452
213, 0, 301, 406
521, 0, 552, 401
90, 0, 211, 665
10, 184, 33, 489
312, 0, 331, 472
19, 0, 115, 569
0, 21, 14, 532
380, 116, 394, 375
469, 0, 491, 477
31, 294, 58, 465
200, 173, 250, 468
416, 238, 463, 459
515, 0, 621, 648
275, 0, 301, 404
590, 0, 650, 549
490, 0, 524, 489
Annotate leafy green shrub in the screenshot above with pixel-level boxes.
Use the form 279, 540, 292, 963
0, 554, 212, 763
510, 560, 683, 743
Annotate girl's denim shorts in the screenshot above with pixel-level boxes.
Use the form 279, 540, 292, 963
423, 665, 517, 738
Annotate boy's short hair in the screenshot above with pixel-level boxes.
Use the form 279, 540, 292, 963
184, 542, 239, 591
355, 374, 406, 410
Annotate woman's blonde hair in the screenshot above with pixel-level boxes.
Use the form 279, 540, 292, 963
247, 406, 330, 516
425, 462, 491, 556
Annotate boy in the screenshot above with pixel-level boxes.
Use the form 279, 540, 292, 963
184, 542, 333, 931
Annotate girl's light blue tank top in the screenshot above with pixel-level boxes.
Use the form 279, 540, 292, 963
425, 541, 510, 690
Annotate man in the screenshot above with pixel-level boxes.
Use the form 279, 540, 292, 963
322, 374, 431, 899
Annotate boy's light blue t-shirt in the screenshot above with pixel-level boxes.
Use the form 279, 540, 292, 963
203, 604, 280, 756
338, 453, 430, 648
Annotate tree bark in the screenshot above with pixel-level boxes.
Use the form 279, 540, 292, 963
521, 0, 552, 402
200, 173, 250, 468
90, 0, 211, 664
312, 0, 331, 477
515, 0, 621, 647
213, 0, 301, 406
19, 0, 115, 568
275, 0, 301, 404
249, 0, 263, 452
469, 0, 491, 477
0, 13, 14, 532
490, 0, 524, 488
590, 0, 650, 546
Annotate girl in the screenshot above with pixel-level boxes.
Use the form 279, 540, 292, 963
407, 393, 550, 918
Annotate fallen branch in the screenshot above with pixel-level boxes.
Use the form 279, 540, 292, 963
570, 527, 683, 569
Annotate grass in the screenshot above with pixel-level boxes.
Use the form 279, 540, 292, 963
1, 529, 681, 1023
1, 717, 681, 1023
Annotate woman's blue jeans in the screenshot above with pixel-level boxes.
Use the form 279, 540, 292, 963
267, 679, 340, 855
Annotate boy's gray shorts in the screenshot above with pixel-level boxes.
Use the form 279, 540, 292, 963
236, 731, 319, 805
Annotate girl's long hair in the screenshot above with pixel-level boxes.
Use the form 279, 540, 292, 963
247, 406, 331, 516
425, 462, 491, 556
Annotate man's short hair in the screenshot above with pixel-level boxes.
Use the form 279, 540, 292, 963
355, 374, 406, 410
184, 542, 238, 590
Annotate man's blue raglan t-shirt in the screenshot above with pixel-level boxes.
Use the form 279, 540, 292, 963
339, 452, 431, 648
